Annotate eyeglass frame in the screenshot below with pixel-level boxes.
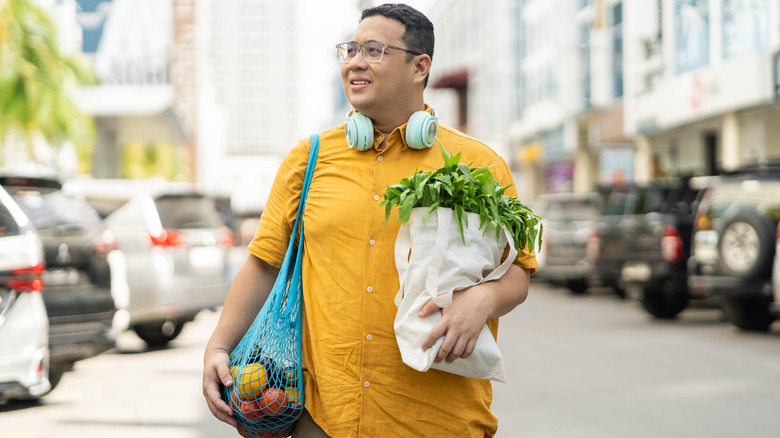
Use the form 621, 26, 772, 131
336, 40, 423, 63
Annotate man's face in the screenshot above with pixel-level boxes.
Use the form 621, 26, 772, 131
341, 16, 418, 118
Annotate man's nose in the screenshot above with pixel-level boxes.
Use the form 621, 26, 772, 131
348, 48, 369, 68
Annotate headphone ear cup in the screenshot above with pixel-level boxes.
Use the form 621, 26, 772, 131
345, 112, 374, 151
405, 111, 439, 149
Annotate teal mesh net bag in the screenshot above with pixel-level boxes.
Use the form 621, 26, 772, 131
221, 135, 319, 438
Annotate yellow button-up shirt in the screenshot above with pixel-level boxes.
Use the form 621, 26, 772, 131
249, 113, 537, 437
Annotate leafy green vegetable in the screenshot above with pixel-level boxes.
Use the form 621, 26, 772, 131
381, 145, 543, 253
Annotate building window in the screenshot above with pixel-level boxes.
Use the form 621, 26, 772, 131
579, 24, 591, 108
722, 0, 769, 59
674, 0, 709, 73
611, 3, 623, 99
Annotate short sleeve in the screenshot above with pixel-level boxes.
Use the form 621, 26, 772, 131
247, 137, 312, 268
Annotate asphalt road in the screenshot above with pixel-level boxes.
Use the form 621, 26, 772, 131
2, 280, 780, 437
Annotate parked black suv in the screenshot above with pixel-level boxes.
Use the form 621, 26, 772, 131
618, 176, 713, 318
688, 166, 780, 331
587, 178, 707, 300
0, 176, 118, 388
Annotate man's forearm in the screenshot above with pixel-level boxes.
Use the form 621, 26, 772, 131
483, 263, 530, 319
206, 254, 279, 353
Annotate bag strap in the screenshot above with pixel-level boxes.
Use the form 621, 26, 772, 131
291, 134, 320, 240
275, 134, 319, 316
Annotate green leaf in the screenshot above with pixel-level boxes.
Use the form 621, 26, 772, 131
380, 143, 544, 253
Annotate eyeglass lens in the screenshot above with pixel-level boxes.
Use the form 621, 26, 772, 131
339, 42, 385, 62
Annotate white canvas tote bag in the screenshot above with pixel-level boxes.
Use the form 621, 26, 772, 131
393, 207, 518, 382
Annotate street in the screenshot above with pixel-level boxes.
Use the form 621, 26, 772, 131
2, 280, 780, 438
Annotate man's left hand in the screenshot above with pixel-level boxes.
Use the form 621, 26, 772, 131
418, 284, 492, 364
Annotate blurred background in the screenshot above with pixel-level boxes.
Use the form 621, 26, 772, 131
2, 0, 776, 204
4, 0, 780, 437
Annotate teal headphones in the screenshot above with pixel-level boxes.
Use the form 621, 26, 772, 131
344, 110, 439, 151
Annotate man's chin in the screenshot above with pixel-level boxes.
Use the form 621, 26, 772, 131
346, 99, 375, 116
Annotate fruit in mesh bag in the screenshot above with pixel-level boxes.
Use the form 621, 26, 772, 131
232, 363, 268, 400
258, 387, 288, 416
284, 386, 301, 404
230, 388, 264, 422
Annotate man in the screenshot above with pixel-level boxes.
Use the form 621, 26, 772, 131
203, 4, 537, 437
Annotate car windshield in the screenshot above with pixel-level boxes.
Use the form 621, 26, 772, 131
12, 190, 99, 235
155, 195, 225, 229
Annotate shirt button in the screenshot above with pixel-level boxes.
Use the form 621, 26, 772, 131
377, 156, 383, 162
366, 334, 373, 340
369, 239, 376, 245
367, 286, 373, 293
373, 194, 380, 201
363, 381, 370, 388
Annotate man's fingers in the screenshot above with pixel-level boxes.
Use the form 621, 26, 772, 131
421, 321, 446, 352
418, 298, 442, 318
461, 338, 477, 359
204, 378, 237, 427
219, 364, 234, 388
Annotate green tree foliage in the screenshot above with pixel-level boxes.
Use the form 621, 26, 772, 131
0, 0, 97, 164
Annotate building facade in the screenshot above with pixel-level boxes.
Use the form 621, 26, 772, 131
427, 0, 780, 203
624, 0, 780, 181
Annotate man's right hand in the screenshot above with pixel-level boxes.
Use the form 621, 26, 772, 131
203, 347, 238, 427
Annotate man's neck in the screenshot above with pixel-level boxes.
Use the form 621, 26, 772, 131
370, 104, 427, 136
372, 114, 412, 137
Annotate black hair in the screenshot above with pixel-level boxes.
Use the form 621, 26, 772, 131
361, 3, 434, 86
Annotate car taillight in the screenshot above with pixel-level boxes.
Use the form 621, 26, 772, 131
218, 227, 235, 248
7, 263, 45, 292
662, 224, 684, 264
93, 229, 120, 255
148, 228, 186, 249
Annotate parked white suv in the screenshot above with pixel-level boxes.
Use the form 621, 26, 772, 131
64, 178, 232, 347
0, 186, 49, 402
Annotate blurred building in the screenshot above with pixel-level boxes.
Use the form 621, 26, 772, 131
199, 0, 298, 157
505, 0, 628, 197
426, 0, 517, 157
624, 0, 780, 180
424, 0, 780, 201
73, 0, 192, 178
195, 0, 299, 213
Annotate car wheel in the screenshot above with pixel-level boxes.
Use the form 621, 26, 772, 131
721, 295, 775, 332
640, 279, 689, 319
718, 212, 776, 279
134, 320, 185, 347
565, 279, 588, 295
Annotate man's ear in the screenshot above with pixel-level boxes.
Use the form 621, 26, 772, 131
413, 54, 432, 85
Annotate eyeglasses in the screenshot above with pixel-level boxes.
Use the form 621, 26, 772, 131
336, 41, 422, 63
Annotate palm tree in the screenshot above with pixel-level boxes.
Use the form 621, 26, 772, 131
0, 0, 97, 167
